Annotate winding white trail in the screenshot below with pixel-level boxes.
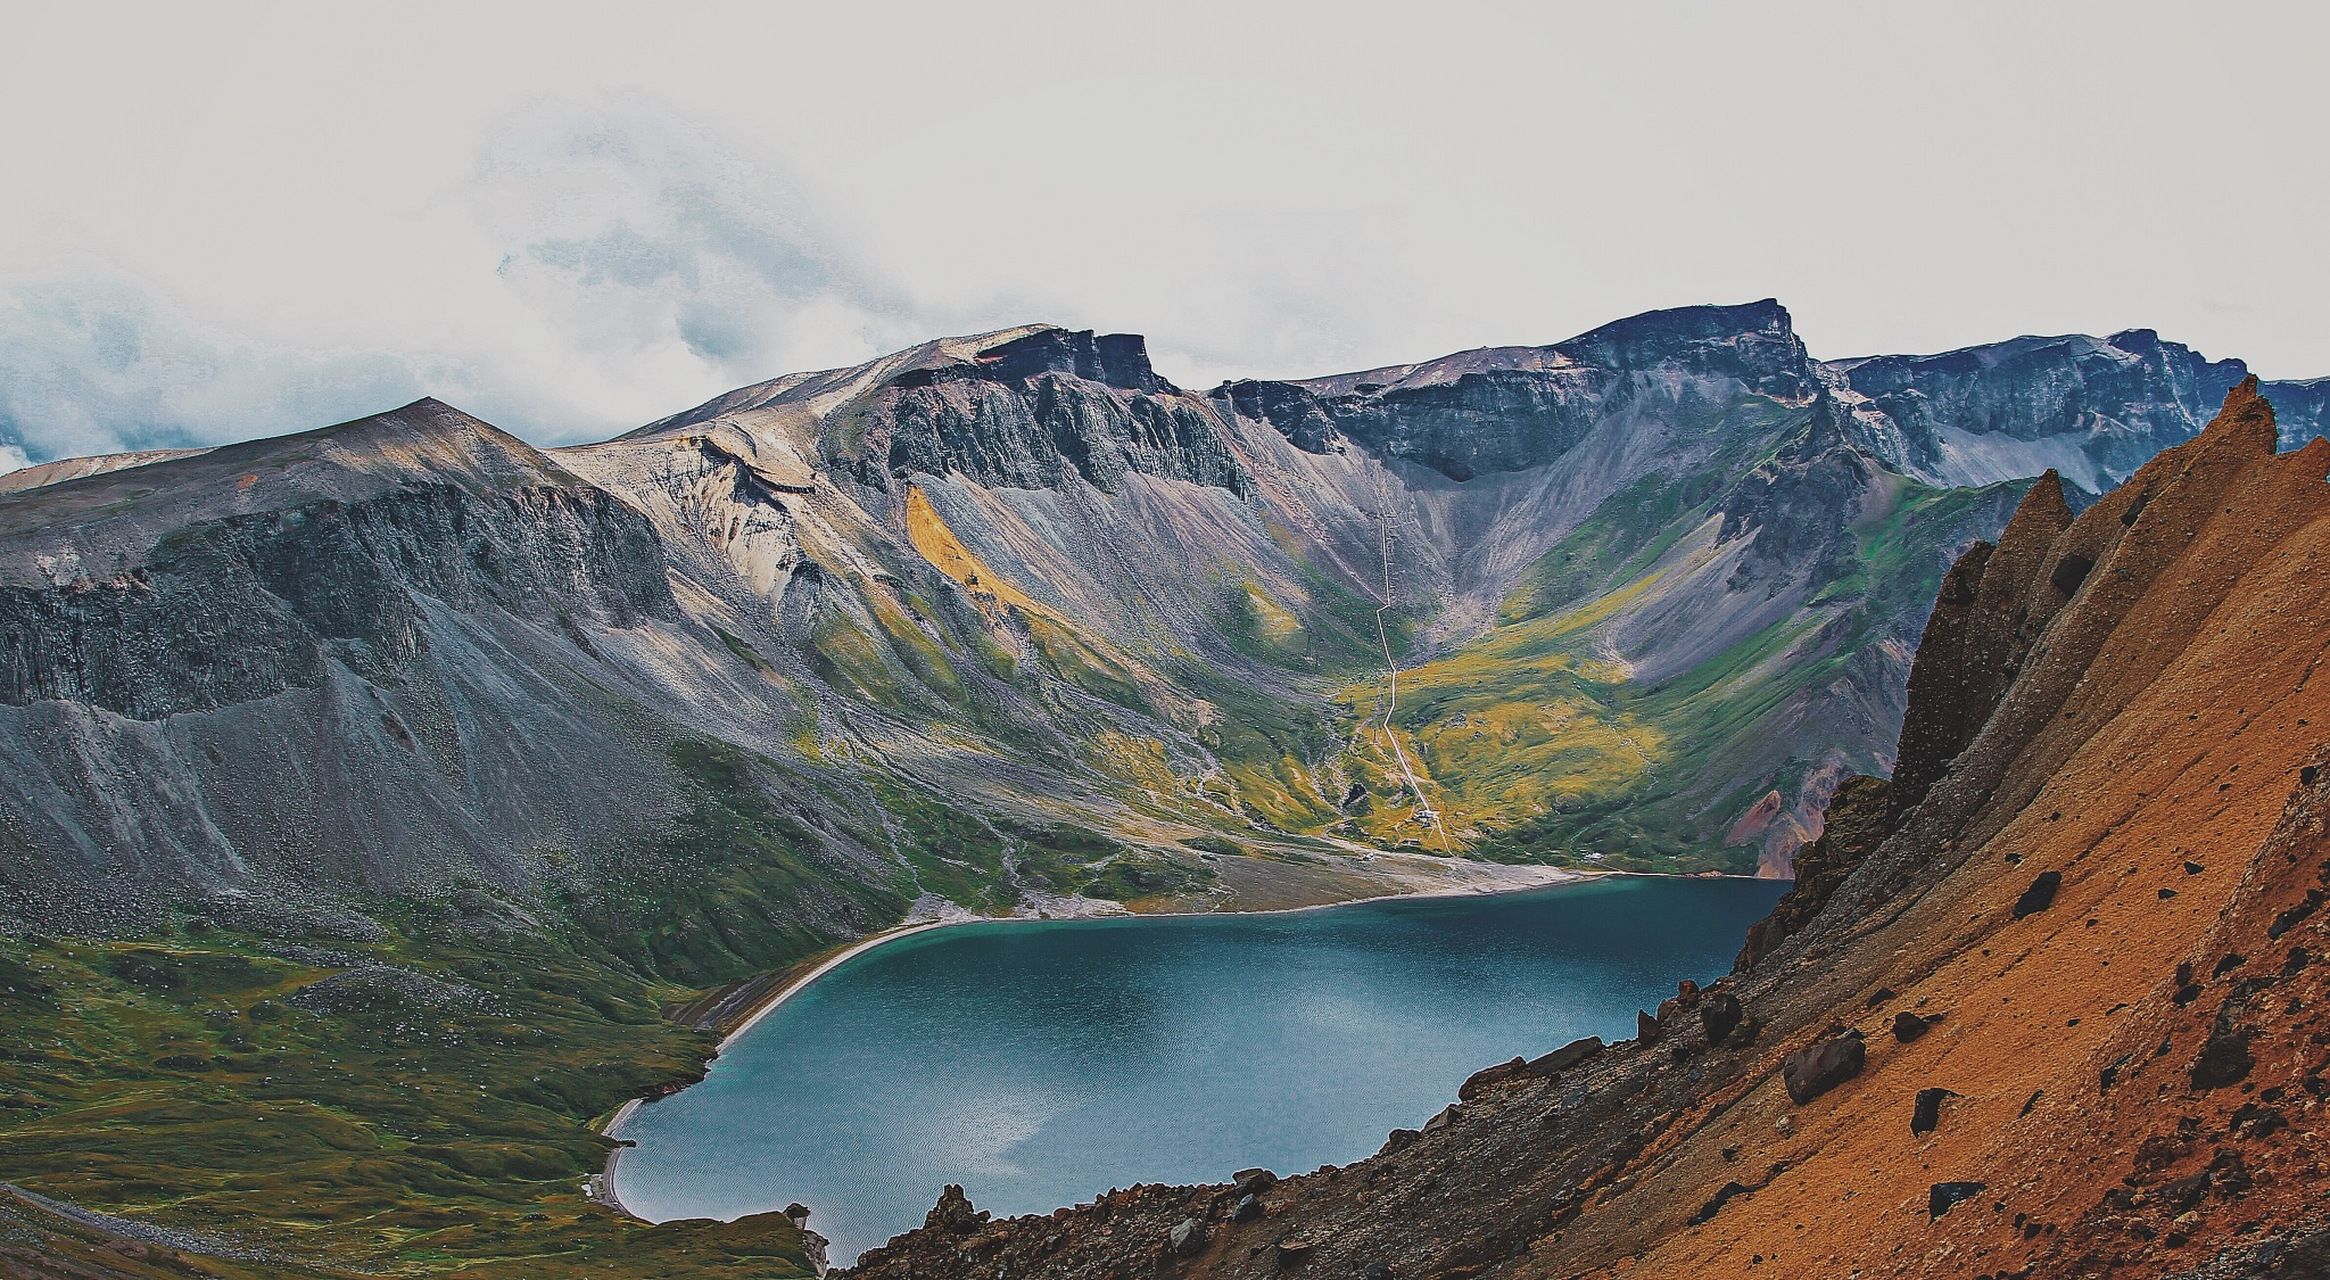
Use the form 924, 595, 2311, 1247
1370, 481, 1451, 854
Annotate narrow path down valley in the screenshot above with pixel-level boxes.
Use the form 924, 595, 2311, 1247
1370, 482, 1451, 854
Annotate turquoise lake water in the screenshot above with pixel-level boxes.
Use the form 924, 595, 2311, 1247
610, 875, 1788, 1263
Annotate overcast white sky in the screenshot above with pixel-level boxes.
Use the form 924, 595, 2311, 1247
1, 1, 2324, 465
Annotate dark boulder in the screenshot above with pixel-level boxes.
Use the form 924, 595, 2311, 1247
1232, 1167, 1277, 1195
2012, 871, 2063, 919
1637, 1009, 1662, 1045
1929, 1181, 1987, 1218
2158, 1172, 2211, 1211
1169, 1217, 1208, 1257
2268, 889, 2324, 940
1232, 1193, 1263, 1223
1533, 1035, 1605, 1074
1701, 992, 1745, 1045
1692, 1180, 1754, 1224
1892, 1011, 1938, 1043
1782, 1032, 1866, 1104
1458, 1056, 1529, 1102
1911, 1087, 1958, 1136
1459, 1035, 1606, 1101
1273, 1237, 1314, 1268
2192, 1026, 2254, 1090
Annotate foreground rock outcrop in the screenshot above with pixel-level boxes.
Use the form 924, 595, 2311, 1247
845, 379, 2330, 1278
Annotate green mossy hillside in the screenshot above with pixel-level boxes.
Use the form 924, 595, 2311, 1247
0, 912, 818, 1278
552, 738, 912, 987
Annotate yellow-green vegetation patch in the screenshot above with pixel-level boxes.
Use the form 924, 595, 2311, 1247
1217, 579, 1306, 656
1372, 461, 2031, 871
1024, 614, 1149, 711
1079, 729, 1183, 796
867, 597, 967, 704
1222, 756, 1345, 833
1004, 823, 1125, 898
808, 610, 907, 706
712, 625, 779, 679
1075, 850, 1217, 908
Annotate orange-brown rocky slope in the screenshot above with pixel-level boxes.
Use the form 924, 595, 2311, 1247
844, 379, 2330, 1279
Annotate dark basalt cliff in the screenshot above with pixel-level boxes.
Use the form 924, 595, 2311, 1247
1830, 329, 2328, 492
651, 327, 1245, 496
0, 402, 743, 933
1884, 468, 2077, 822
844, 380, 2330, 1279
1222, 300, 1813, 481
0, 401, 674, 719
870, 367, 1242, 495
1212, 305, 2330, 494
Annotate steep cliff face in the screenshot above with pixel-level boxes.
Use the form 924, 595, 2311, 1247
639, 327, 1241, 496
1825, 328, 2328, 493
1225, 300, 1813, 481
0, 400, 674, 718
845, 380, 2330, 1279
0, 400, 901, 943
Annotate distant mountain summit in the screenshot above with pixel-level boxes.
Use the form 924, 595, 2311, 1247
1233, 300, 1815, 480
1825, 325, 2322, 491
2, 304, 2324, 939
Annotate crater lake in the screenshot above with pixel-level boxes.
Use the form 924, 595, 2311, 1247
609, 874, 1789, 1263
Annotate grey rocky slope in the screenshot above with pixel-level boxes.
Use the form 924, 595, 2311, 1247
1, 304, 2322, 946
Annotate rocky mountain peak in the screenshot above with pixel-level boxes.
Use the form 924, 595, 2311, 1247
1819, 330, 2329, 492
1887, 466, 2075, 822
1554, 297, 1807, 391
1217, 300, 1816, 481
962, 327, 1171, 394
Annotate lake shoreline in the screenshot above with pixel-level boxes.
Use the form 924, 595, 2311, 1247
599, 862, 1780, 1224
726, 862, 1601, 1057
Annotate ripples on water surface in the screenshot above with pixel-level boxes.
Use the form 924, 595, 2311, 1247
612, 875, 1788, 1263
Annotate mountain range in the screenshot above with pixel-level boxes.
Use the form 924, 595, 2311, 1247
3, 303, 2328, 1278
3, 301, 2321, 945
